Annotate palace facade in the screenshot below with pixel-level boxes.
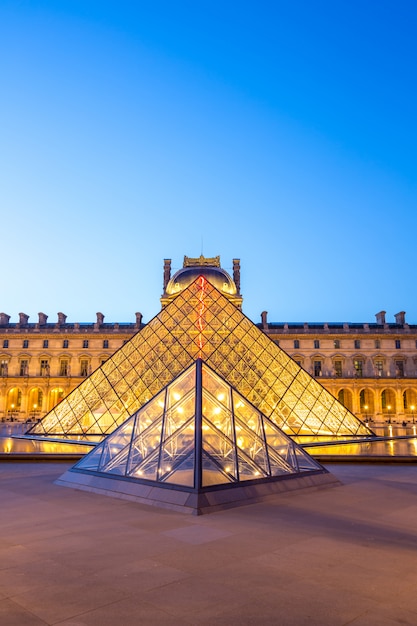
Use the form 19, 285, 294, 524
1, 256, 416, 426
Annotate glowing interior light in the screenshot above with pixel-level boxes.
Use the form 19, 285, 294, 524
166, 466, 171, 471
217, 393, 225, 401
254, 471, 260, 476
157, 400, 164, 408
237, 437, 244, 447
177, 406, 184, 414
173, 392, 181, 401
225, 466, 231, 472
213, 407, 221, 415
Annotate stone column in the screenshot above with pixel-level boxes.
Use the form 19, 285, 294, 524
163, 259, 171, 291
233, 259, 241, 294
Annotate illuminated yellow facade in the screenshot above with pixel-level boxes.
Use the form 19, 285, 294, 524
0, 256, 416, 428
260, 311, 417, 427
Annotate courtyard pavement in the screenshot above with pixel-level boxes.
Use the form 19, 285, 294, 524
1, 462, 417, 625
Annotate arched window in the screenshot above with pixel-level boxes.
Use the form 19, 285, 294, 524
49, 388, 65, 411
28, 388, 43, 416
359, 389, 374, 416
338, 389, 353, 411
381, 389, 396, 415
6, 388, 22, 416
403, 390, 417, 414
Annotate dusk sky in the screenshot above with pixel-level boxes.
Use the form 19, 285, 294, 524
1, 1, 416, 326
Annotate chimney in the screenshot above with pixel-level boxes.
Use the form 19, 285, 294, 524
19, 312, 29, 325
57, 312, 67, 325
96, 312, 104, 326
135, 312, 143, 328
233, 258, 241, 294
0, 312, 10, 326
375, 311, 386, 325
261, 311, 268, 329
38, 312, 48, 325
163, 259, 171, 291
395, 311, 406, 325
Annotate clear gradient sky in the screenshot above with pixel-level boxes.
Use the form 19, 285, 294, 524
1, 1, 416, 325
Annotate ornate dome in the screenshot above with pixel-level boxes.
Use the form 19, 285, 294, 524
166, 266, 237, 296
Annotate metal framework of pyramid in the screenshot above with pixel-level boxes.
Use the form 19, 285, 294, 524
29, 276, 372, 441
56, 359, 339, 514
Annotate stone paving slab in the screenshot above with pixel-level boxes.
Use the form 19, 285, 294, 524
1, 462, 417, 625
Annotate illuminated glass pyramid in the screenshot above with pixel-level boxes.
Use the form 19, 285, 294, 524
29, 276, 372, 439
56, 359, 337, 514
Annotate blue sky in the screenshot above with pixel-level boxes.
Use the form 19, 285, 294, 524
1, 0, 416, 325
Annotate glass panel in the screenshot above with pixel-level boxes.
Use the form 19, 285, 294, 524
294, 447, 322, 471
159, 420, 195, 486
164, 450, 195, 487
98, 419, 135, 474
75, 444, 103, 470
127, 417, 163, 475
202, 451, 234, 486
167, 368, 196, 409
236, 449, 268, 480
131, 451, 159, 481
234, 417, 269, 475
202, 417, 237, 480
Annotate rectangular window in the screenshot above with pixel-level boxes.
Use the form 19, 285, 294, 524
19, 360, 29, 376
354, 339, 361, 349
314, 340, 320, 349
43, 339, 49, 348
59, 360, 69, 376
293, 339, 299, 349
375, 339, 381, 349
3, 339, 9, 348
395, 361, 404, 377
40, 359, 49, 376
103, 339, 109, 349
334, 361, 342, 377
83, 340, 89, 349
23, 339, 29, 348
354, 359, 363, 377
395, 339, 401, 349
375, 360, 383, 376
63, 339, 69, 348
0, 360, 8, 377
314, 360, 322, 376
334, 339, 340, 349
80, 360, 89, 376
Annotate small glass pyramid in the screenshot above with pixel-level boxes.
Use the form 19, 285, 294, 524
29, 276, 372, 440
73, 359, 324, 488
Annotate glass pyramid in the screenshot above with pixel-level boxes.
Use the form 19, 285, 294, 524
28, 276, 372, 439
73, 359, 323, 488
